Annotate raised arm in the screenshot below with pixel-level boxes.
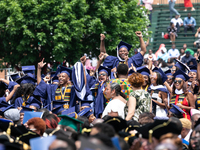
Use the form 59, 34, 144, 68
80, 56, 87, 86
95, 52, 106, 72
100, 34, 106, 53
135, 31, 147, 56
5, 84, 20, 102
37, 58, 46, 85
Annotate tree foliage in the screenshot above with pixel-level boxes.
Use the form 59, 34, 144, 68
0, 0, 150, 67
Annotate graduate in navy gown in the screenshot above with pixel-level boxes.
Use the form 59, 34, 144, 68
99, 31, 146, 70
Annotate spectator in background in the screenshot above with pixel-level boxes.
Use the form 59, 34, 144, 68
184, 0, 195, 11
157, 47, 169, 63
168, 44, 180, 59
194, 27, 200, 48
169, 0, 180, 19
184, 13, 196, 37
144, 49, 156, 63
178, 48, 186, 61
181, 51, 196, 65
167, 22, 178, 44
183, 43, 194, 56
143, 0, 154, 26
171, 14, 183, 32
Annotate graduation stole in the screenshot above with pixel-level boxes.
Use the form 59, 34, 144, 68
141, 85, 149, 92
55, 85, 72, 102
22, 95, 30, 106
170, 94, 185, 105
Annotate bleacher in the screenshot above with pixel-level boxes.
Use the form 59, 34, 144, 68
148, 3, 200, 53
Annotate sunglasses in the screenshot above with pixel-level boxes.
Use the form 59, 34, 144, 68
168, 77, 173, 80
174, 80, 182, 84
99, 73, 106, 76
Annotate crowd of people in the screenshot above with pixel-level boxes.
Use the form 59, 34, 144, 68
0, 29, 200, 150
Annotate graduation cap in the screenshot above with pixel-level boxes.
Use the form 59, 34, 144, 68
103, 116, 127, 133
116, 41, 132, 52
23, 111, 43, 124
61, 106, 78, 118
52, 100, 68, 109
0, 81, 8, 90
80, 100, 93, 107
128, 69, 135, 76
58, 115, 83, 132
16, 75, 37, 85
22, 65, 35, 74
52, 106, 64, 114
9, 73, 21, 81
29, 98, 42, 109
51, 75, 59, 83
30, 135, 56, 150
20, 106, 35, 113
173, 69, 190, 81
137, 66, 150, 76
78, 107, 93, 117
164, 69, 172, 76
175, 59, 190, 73
169, 104, 185, 117
98, 66, 111, 77
152, 67, 167, 83
189, 65, 197, 73
59, 66, 72, 79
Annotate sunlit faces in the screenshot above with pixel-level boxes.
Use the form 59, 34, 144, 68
174, 78, 183, 90
188, 71, 197, 82
88, 114, 96, 123
98, 71, 108, 83
167, 75, 174, 85
171, 65, 176, 74
118, 47, 129, 60
150, 72, 157, 85
58, 73, 69, 86
143, 75, 149, 87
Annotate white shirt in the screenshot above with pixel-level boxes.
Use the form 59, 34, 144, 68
102, 99, 126, 119
168, 48, 180, 58
171, 18, 183, 26
144, 53, 156, 61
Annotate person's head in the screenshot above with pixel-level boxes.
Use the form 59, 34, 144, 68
167, 75, 174, 86
118, 46, 129, 60
142, 75, 150, 87
175, 15, 179, 19
117, 64, 128, 76
180, 48, 185, 54
161, 47, 167, 54
90, 123, 115, 138
188, 13, 191, 18
128, 72, 144, 88
189, 130, 196, 150
191, 114, 200, 129
186, 51, 190, 57
27, 117, 46, 136
183, 43, 187, 49
43, 114, 60, 129
58, 72, 70, 86
179, 118, 192, 139
171, 65, 177, 74
172, 44, 176, 49
150, 72, 163, 86
105, 83, 126, 100
149, 49, 153, 55
173, 77, 186, 91
170, 22, 175, 28
98, 71, 109, 83
188, 71, 197, 82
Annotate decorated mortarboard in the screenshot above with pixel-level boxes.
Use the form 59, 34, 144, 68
103, 116, 127, 133
175, 59, 190, 73
78, 107, 93, 117
152, 67, 167, 83
169, 104, 185, 117
20, 106, 35, 113
29, 98, 42, 109
52, 106, 64, 114
30, 135, 56, 150
16, 75, 36, 85
173, 69, 190, 81
59, 66, 72, 79
52, 100, 68, 108
58, 115, 83, 132
164, 69, 172, 76
137, 66, 150, 76
189, 65, 197, 73
23, 111, 43, 124
98, 66, 111, 77
9, 73, 21, 81
22, 65, 35, 74
116, 41, 132, 52
61, 106, 78, 118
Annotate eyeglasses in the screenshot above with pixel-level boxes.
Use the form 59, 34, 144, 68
171, 69, 176, 71
174, 80, 182, 84
99, 73, 106, 76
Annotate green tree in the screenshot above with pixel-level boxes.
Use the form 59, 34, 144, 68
0, 0, 150, 68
